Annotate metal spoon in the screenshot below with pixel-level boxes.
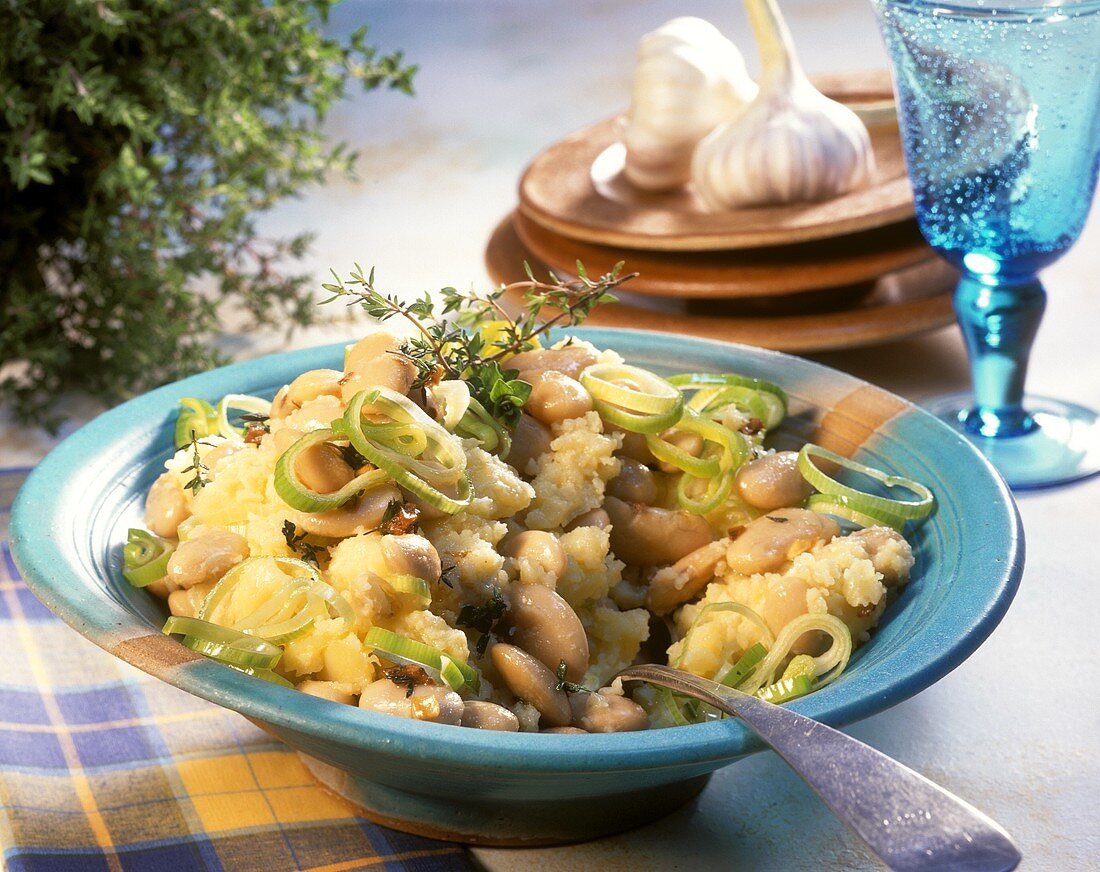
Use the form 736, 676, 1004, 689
617, 664, 1021, 872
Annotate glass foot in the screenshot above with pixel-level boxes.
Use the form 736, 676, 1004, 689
924, 393, 1100, 489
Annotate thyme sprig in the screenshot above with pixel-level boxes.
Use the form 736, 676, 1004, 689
320, 261, 636, 426
182, 432, 212, 495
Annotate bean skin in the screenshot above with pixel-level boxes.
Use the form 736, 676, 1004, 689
501, 531, 567, 585
460, 700, 521, 731
290, 483, 403, 538
725, 508, 839, 576
522, 371, 593, 426
564, 508, 611, 531
503, 583, 589, 682
606, 457, 658, 504
166, 530, 249, 590
604, 496, 714, 567
508, 413, 553, 476
573, 690, 649, 733
295, 442, 356, 495
734, 451, 812, 511
506, 346, 598, 380
145, 473, 190, 538
357, 679, 464, 725
489, 643, 572, 727
340, 331, 417, 402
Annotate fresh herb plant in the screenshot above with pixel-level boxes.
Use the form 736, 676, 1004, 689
0, 1, 415, 429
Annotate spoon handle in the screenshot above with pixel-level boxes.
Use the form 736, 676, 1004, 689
619, 665, 1020, 872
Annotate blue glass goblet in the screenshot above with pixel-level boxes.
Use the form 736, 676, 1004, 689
873, 0, 1100, 488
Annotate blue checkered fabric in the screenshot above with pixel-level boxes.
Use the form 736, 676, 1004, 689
0, 468, 472, 872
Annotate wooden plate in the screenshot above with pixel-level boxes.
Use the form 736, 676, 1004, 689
518, 71, 913, 252
513, 210, 936, 299
486, 217, 957, 353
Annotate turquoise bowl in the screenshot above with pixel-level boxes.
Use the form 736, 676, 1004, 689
10, 328, 1023, 845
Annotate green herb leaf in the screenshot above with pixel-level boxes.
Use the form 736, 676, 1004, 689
555, 659, 592, 695
1, 4, 416, 429
464, 361, 532, 428
182, 432, 211, 495
282, 519, 323, 567
456, 588, 507, 656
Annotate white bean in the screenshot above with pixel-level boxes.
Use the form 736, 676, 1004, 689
290, 484, 402, 538
490, 643, 572, 728
341, 331, 417, 402
573, 689, 649, 733
166, 530, 249, 590
522, 371, 593, 425
606, 457, 658, 504
287, 369, 343, 406
145, 473, 190, 538
167, 581, 214, 618
295, 442, 355, 495
646, 540, 728, 615
604, 497, 714, 567
735, 451, 812, 511
501, 531, 566, 585
381, 534, 442, 582
460, 700, 521, 731
725, 508, 839, 576
503, 583, 589, 682
506, 345, 598, 380
508, 413, 552, 476
357, 678, 464, 725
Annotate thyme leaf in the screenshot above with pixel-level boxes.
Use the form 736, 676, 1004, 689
282, 519, 323, 566
438, 564, 457, 589
384, 664, 433, 697
456, 587, 507, 656
555, 659, 592, 695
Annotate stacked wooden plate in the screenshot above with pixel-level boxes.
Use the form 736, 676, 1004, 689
485, 71, 958, 353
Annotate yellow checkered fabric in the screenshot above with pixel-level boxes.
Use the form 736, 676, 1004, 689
0, 468, 471, 872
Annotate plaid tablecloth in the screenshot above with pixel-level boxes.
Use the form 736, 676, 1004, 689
0, 468, 472, 872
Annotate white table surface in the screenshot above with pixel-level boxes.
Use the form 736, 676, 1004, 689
3, 2, 1097, 869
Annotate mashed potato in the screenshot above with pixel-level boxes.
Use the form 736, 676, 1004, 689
669, 530, 915, 677
524, 412, 621, 530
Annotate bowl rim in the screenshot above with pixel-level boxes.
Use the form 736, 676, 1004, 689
10, 327, 1024, 773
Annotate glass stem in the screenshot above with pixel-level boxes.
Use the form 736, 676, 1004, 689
954, 272, 1046, 438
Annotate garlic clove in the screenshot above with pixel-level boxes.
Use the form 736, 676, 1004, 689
622, 17, 758, 192
691, 0, 875, 210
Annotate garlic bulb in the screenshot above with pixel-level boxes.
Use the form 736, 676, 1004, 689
622, 17, 757, 192
691, 0, 874, 209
